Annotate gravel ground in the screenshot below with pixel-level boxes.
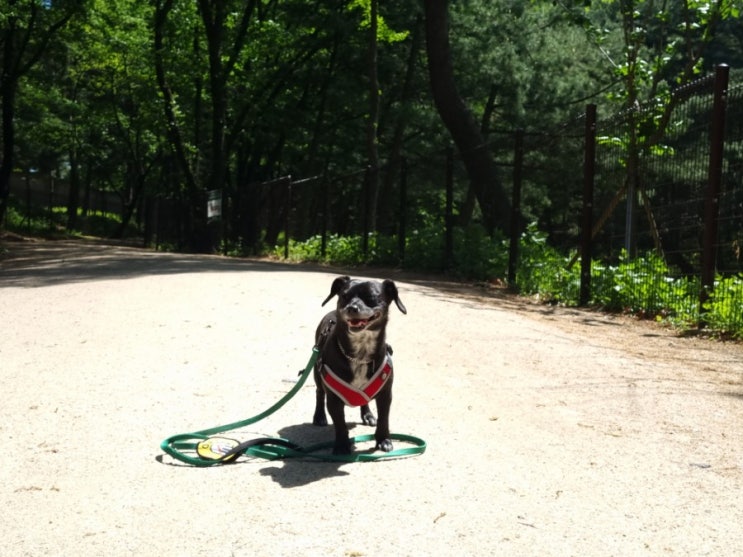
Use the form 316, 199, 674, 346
1, 238, 742, 556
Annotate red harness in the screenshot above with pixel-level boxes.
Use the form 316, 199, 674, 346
322, 354, 393, 407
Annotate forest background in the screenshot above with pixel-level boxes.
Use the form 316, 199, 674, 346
1, 1, 743, 335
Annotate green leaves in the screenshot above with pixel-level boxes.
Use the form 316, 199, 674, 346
516, 223, 580, 303
346, 0, 409, 43
703, 274, 743, 338
254, 217, 743, 337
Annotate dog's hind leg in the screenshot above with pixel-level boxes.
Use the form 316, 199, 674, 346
360, 405, 377, 426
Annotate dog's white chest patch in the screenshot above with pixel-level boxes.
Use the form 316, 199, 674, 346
349, 361, 373, 387
348, 330, 380, 387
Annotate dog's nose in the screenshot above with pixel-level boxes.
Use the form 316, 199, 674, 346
347, 303, 359, 314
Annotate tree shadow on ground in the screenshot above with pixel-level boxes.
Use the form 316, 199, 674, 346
0, 238, 331, 287
1, 236, 617, 334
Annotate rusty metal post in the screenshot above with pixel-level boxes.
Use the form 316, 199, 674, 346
700, 64, 729, 319
508, 129, 524, 288
580, 104, 597, 306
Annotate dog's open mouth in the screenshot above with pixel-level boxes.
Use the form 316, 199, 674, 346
347, 313, 380, 330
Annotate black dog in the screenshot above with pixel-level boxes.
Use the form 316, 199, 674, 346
312, 276, 407, 454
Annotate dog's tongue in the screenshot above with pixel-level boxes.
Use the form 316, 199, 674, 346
348, 318, 368, 328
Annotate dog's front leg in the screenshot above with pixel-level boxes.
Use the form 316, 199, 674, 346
373, 386, 393, 452
312, 386, 328, 426
326, 395, 353, 454
312, 369, 328, 426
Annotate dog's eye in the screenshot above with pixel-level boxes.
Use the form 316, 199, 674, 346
361, 294, 381, 307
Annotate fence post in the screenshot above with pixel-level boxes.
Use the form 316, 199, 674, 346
48, 173, 55, 228
284, 176, 292, 259
580, 104, 597, 306
321, 174, 329, 258
444, 146, 454, 270
362, 167, 370, 260
700, 64, 730, 320
508, 129, 524, 288
398, 157, 407, 264
24, 172, 32, 232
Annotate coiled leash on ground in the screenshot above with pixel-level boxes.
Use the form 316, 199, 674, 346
159, 347, 426, 467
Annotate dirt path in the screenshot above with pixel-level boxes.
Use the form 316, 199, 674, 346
2, 238, 742, 556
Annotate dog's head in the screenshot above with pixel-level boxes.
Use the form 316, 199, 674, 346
322, 276, 407, 333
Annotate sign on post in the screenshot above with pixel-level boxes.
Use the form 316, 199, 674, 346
207, 189, 222, 222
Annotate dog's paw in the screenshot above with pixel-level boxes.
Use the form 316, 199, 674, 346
332, 439, 355, 455
312, 412, 328, 427
375, 438, 394, 452
361, 411, 377, 427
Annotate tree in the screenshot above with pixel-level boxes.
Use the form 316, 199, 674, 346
0, 0, 82, 227
447, 1, 609, 232
346, 0, 410, 236
423, 0, 511, 235
152, 0, 344, 250
41, 0, 160, 234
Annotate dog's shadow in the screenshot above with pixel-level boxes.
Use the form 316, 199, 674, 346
258, 422, 368, 488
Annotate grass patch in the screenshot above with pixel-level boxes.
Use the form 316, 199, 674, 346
4, 196, 138, 239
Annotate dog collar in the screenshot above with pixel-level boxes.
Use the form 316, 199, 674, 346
322, 354, 392, 407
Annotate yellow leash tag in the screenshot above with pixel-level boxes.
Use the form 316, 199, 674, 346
196, 437, 240, 462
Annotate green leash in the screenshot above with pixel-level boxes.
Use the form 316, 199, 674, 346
159, 347, 426, 467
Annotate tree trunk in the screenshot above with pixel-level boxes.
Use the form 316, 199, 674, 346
153, 0, 198, 194
66, 144, 80, 231
0, 22, 19, 227
380, 15, 423, 232
423, 0, 510, 235
0, 75, 15, 228
306, 33, 339, 171
366, 0, 380, 234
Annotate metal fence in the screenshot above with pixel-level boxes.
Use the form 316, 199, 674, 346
590, 66, 741, 325
509, 65, 741, 328
248, 64, 741, 328
9, 65, 741, 329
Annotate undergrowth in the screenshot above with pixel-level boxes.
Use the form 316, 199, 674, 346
5, 201, 740, 339
3, 199, 137, 239
275, 223, 743, 339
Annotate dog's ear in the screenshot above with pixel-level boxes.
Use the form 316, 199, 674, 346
322, 275, 351, 306
382, 279, 407, 314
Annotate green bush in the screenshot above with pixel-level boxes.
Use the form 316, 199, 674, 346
703, 274, 743, 338
5, 197, 138, 239
452, 224, 509, 280
4, 201, 62, 236
272, 222, 742, 338
274, 233, 399, 266
589, 251, 700, 325
515, 223, 580, 303
404, 226, 445, 272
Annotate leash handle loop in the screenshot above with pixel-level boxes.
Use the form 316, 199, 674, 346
159, 347, 318, 467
